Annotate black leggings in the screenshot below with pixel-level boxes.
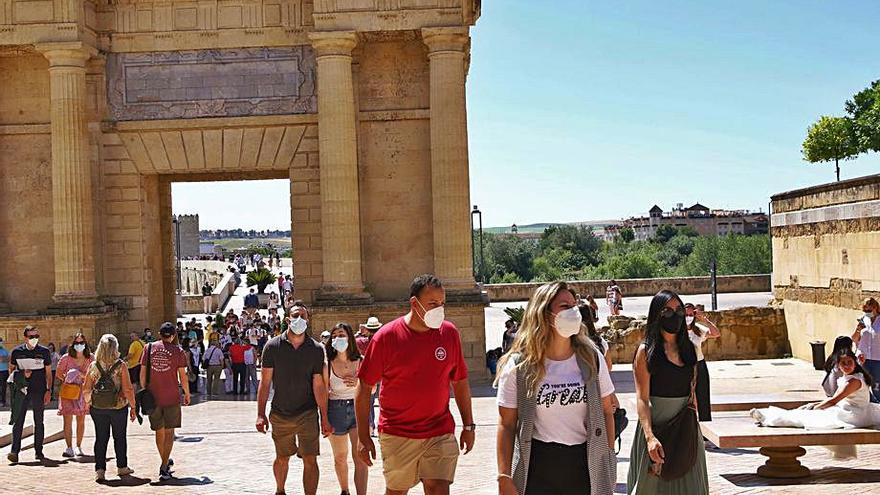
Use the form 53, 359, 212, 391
696, 359, 712, 421
525, 439, 590, 495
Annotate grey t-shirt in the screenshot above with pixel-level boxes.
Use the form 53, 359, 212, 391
262, 333, 325, 417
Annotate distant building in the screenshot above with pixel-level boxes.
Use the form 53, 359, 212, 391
172, 214, 200, 259
605, 204, 768, 241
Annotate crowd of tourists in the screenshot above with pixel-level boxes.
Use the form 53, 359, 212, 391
11, 275, 880, 493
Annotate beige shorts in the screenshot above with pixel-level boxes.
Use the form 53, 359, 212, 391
148, 404, 181, 431
379, 432, 459, 491
270, 409, 320, 458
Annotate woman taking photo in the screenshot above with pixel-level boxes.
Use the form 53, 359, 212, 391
496, 281, 617, 495
83, 334, 136, 481
326, 323, 368, 495
56, 333, 93, 458
684, 303, 720, 422
627, 290, 708, 494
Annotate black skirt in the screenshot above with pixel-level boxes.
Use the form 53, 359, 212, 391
526, 439, 591, 495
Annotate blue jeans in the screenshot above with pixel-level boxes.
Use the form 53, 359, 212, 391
864, 359, 880, 403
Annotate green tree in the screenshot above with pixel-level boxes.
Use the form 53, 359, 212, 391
481, 233, 536, 282
653, 224, 679, 243
845, 80, 880, 153
802, 116, 859, 182
618, 227, 635, 243
539, 225, 601, 265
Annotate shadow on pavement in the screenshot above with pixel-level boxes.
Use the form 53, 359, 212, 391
101, 475, 152, 487
15, 457, 68, 468
150, 476, 213, 486
722, 467, 880, 486
68, 455, 96, 463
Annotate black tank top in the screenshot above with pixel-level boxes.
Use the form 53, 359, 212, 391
649, 352, 693, 398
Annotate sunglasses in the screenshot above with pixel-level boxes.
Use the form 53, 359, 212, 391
27, 334, 40, 339
660, 307, 686, 318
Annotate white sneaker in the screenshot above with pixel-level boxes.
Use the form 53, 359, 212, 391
74, 447, 85, 457
95, 469, 106, 482
62, 447, 75, 458
117, 466, 134, 476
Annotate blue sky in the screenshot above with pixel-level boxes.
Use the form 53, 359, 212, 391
175, 1, 880, 230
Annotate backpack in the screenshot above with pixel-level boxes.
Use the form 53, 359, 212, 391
93, 360, 124, 409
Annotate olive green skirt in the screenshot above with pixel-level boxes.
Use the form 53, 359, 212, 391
626, 396, 709, 495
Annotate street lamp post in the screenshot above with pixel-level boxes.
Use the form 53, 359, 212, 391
471, 205, 484, 284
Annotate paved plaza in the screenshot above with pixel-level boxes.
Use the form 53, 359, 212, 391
4, 356, 880, 493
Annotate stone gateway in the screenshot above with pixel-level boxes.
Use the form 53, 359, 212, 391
0, 1, 488, 380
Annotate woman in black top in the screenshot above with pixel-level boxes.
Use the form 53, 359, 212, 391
627, 290, 708, 494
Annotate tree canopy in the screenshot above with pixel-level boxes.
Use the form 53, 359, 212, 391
802, 116, 859, 182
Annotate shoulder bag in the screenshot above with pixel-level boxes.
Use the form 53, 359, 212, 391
650, 364, 699, 481
135, 343, 156, 421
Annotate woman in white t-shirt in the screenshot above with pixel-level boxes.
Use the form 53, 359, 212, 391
684, 303, 720, 422
496, 282, 617, 495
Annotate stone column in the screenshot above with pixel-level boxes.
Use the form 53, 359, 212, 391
423, 27, 476, 291
37, 42, 102, 309
309, 31, 370, 304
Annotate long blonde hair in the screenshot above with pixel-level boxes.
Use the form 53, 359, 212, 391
495, 281, 598, 396
93, 334, 121, 370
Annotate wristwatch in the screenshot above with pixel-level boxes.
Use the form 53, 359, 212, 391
462, 424, 476, 431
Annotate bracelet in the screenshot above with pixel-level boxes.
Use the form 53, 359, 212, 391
497, 473, 513, 481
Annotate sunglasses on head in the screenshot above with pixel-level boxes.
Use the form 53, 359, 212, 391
660, 307, 685, 318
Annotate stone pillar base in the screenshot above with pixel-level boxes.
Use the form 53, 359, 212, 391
313, 289, 375, 307
0, 310, 123, 347
46, 298, 109, 315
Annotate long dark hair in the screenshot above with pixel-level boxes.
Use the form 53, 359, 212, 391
578, 305, 604, 353
833, 347, 874, 388
68, 332, 92, 359
325, 322, 361, 362
824, 336, 853, 374
645, 290, 697, 374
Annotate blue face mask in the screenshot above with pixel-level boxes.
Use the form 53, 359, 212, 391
331, 337, 349, 353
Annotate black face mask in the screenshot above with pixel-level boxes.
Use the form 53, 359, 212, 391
660, 313, 684, 333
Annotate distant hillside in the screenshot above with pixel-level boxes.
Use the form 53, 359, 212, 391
484, 219, 619, 234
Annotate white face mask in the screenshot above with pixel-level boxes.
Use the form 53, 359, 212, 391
28, 338, 39, 348
554, 307, 582, 338
685, 316, 695, 326
290, 317, 308, 335
332, 337, 349, 352
73, 344, 86, 353
415, 299, 445, 329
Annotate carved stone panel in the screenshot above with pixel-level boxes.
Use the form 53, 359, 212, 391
107, 46, 316, 121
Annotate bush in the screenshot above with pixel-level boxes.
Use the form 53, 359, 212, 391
246, 268, 275, 293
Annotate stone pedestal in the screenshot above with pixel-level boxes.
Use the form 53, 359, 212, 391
310, 31, 371, 305
37, 42, 103, 310
423, 27, 477, 293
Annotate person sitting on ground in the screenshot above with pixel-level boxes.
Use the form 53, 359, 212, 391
823, 336, 855, 397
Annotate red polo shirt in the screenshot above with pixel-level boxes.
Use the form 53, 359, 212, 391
229, 343, 249, 364
358, 316, 468, 439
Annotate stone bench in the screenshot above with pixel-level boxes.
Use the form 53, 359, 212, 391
711, 393, 824, 412
701, 415, 880, 478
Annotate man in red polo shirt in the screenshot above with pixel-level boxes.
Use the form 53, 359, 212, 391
228, 337, 250, 395
355, 274, 475, 495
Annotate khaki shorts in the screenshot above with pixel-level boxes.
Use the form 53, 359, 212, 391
379, 433, 460, 491
148, 404, 182, 431
270, 409, 320, 458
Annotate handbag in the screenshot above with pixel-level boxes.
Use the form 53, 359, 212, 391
650, 365, 699, 481
135, 343, 156, 421
60, 382, 82, 401
613, 407, 629, 454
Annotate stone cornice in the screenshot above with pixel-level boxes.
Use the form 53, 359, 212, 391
309, 31, 358, 57
421, 26, 468, 55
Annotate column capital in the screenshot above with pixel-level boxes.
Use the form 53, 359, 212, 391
35, 42, 97, 68
309, 31, 358, 58
422, 27, 470, 55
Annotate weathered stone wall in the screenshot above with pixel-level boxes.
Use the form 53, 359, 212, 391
487, 274, 771, 303
771, 173, 880, 362
0, 311, 124, 353
603, 306, 790, 365
310, 301, 489, 382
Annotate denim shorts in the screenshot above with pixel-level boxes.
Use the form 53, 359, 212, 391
328, 399, 357, 435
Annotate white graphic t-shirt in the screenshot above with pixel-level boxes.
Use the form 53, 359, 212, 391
497, 351, 614, 445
